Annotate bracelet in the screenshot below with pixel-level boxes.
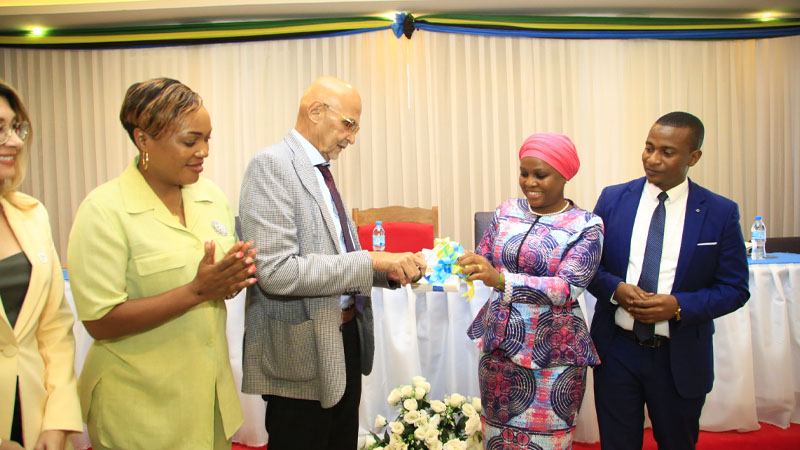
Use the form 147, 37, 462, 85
674, 304, 682, 321
496, 273, 505, 290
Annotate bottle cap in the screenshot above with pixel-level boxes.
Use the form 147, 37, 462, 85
755, 216, 762, 221
376, 221, 382, 226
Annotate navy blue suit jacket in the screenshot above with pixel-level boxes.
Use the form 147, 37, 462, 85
588, 177, 750, 398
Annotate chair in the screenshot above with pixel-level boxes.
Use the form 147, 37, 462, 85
351, 206, 438, 253
766, 236, 800, 254
474, 211, 493, 250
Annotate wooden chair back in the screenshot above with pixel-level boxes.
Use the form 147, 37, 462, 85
352, 206, 439, 238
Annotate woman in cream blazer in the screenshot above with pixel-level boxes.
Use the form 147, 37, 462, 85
0, 82, 81, 450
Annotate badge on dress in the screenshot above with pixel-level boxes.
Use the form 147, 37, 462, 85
211, 221, 227, 236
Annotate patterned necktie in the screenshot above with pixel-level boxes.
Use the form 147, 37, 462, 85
316, 164, 355, 252
634, 191, 668, 341
317, 164, 368, 315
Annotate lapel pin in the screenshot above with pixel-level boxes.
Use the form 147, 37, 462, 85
211, 221, 228, 236
38, 252, 47, 263
696, 209, 701, 213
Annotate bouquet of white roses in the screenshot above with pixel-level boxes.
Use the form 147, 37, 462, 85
362, 376, 483, 450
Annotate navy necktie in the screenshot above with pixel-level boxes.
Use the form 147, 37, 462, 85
634, 191, 668, 341
317, 164, 367, 315
316, 164, 355, 253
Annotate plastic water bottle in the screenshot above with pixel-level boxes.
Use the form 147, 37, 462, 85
372, 221, 386, 251
751, 216, 766, 260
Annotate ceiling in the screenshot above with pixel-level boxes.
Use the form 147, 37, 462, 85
1, 0, 798, 31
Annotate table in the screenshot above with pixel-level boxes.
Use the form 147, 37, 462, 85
360, 283, 486, 435
64, 254, 800, 447
744, 253, 800, 428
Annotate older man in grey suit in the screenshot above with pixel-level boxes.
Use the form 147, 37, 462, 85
239, 76, 425, 450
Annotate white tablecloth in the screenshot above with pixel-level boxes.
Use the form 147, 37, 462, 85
65, 261, 800, 447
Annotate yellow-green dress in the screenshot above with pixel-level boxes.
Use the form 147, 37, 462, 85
67, 158, 243, 450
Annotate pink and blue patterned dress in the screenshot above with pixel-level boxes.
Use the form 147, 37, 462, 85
468, 198, 603, 450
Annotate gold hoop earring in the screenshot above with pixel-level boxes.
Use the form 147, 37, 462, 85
142, 152, 149, 171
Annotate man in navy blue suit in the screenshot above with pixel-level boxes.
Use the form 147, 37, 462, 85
588, 111, 750, 450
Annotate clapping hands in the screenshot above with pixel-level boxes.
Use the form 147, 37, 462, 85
190, 240, 258, 303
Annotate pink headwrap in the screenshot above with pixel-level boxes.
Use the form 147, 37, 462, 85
518, 133, 580, 181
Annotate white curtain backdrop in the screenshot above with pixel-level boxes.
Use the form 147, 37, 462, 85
1, 29, 798, 258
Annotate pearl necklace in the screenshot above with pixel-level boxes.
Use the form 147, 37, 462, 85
528, 199, 571, 216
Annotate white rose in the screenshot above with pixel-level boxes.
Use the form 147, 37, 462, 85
389, 433, 404, 444
421, 381, 431, 393
414, 387, 426, 400
414, 426, 427, 440
365, 435, 377, 447
427, 440, 443, 450
400, 384, 414, 397
430, 400, 447, 413
428, 414, 441, 428
461, 403, 477, 417
466, 435, 482, 450
403, 398, 418, 411
464, 414, 481, 436
375, 414, 388, 428
444, 440, 467, 450
471, 397, 482, 413
448, 393, 466, 408
389, 421, 405, 435
404, 410, 421, 424
416, 414, 429, 428
412, 375, 427, 387
388, 388, 402, 406
424, 429, 440, 446
374, 447, 385, 450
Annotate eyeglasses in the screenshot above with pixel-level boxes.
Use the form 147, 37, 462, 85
0, 121, 30, 146
323, 103, 360, 135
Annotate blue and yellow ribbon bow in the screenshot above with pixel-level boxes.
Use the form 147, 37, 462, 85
425, 237, 475, 300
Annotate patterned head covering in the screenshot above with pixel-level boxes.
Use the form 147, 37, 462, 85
518, 133, 580, 181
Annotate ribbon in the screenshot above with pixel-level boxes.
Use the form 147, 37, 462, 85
391, 13, 407, 38
390, 12, 417, 39
425, 237, 475, 300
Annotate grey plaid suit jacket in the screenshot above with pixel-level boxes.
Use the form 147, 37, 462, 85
239, 132, 391, 408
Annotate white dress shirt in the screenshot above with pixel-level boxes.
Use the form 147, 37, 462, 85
291, 129, 353, 309
615, 178, 689, 337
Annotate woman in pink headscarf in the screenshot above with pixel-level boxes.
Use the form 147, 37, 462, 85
459, 133, 604, 450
